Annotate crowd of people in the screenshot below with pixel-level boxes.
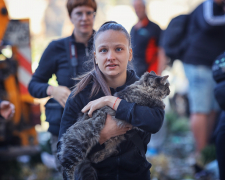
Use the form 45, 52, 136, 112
0, 0, 224, 179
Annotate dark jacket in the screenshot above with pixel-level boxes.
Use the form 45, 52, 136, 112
214, 74, 225, 180
214, 80, 225, 135
58, 70, 165, 180
130, 18, 161, 77
0, 99, 2, 119
183, 1, 225, 67
214, 79, 225, 133
28, 32, 94, 136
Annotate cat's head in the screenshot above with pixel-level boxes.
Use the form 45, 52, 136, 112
135, 71, 170, 99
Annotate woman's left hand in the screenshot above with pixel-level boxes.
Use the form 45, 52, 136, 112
81, 96, 121, 117
0, 101, 15, 120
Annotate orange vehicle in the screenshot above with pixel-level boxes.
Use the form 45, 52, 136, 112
0, 0, 40, 158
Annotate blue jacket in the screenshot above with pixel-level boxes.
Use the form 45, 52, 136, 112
183, 0, 225, 67
28, 32, 94, 135
58, 70, 165, 179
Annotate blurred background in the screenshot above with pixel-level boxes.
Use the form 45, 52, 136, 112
1, 0, 220, 180
5, 0, 203, 131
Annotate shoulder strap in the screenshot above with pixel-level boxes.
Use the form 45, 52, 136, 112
64, 37, 78, 78
127, 130, 146, 157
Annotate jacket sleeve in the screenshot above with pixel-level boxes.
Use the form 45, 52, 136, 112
115, 99, 165, 134
203, 0, 225, 27
214, 81, 225, 111
58, 93, 105, 153
58, 93, 82, 140
28, 41, 57, 98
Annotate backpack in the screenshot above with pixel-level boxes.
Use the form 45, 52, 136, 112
161, 14, 190, 64
212, 52, 225, 83
212, 52, 225, 110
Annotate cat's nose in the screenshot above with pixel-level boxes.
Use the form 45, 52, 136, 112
167, 88, 170, 95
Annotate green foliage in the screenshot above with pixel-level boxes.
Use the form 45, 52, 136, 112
201, 144, 216, 165
165, 110, 190, 134
170, 117, 189, 133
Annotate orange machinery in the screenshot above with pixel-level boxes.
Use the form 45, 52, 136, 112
0, 0, 40, 157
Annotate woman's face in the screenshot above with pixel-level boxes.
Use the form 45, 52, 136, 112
70, 6, 95, 35
94, 30, 132, 81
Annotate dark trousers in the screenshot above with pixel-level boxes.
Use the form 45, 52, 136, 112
215, 112, 225, 180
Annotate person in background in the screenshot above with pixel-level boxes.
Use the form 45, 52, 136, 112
131, 0, 165, 77
182, 0, 225, 162
213, 52, 225, 180
0, 100, 15, 120
28, 0, 97, 172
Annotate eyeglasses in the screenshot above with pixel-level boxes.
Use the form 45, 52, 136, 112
73, 11, 96, 19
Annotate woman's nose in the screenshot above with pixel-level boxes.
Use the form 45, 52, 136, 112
81, 13, 88, 20
107, 51, 115, 60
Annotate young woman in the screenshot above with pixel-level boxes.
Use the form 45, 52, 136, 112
58, 21, 165, 180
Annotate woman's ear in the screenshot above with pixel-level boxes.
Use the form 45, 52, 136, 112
128, 48, 133, 61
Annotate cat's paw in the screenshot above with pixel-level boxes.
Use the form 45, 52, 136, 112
91, 149, 119, 163
90, 151, 108, 163
111, 149, 119, 156
90, 151, 104, 163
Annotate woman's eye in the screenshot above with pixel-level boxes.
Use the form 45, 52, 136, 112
116, 48, 122, 52
100, 49, 107, 53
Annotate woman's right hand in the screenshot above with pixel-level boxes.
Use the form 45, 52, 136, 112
99, 114, 132, 145
47, 85, 71, 108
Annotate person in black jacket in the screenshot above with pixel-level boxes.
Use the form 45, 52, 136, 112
213, 52, 225, 180
28, 0, 97, 172
130, 0, 163, 77
58, 21, 165, 180
182, 0, 225, 156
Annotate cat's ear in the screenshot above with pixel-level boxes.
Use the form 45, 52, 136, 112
139, 72, 150, 86
160, 75, 169, 85
150, 71, 156, 75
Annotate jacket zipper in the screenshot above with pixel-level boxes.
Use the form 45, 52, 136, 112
85, 47, 89, 56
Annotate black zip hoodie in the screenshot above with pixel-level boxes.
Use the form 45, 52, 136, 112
58, 70, 165, 180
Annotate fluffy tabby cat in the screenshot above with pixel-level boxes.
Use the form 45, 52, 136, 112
57, 71, 170, 180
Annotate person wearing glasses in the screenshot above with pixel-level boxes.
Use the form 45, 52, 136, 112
28, 0, 97, 172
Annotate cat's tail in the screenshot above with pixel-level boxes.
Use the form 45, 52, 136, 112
75, 159, 98, 180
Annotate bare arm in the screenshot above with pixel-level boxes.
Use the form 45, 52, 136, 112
81, 96, 122, 117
